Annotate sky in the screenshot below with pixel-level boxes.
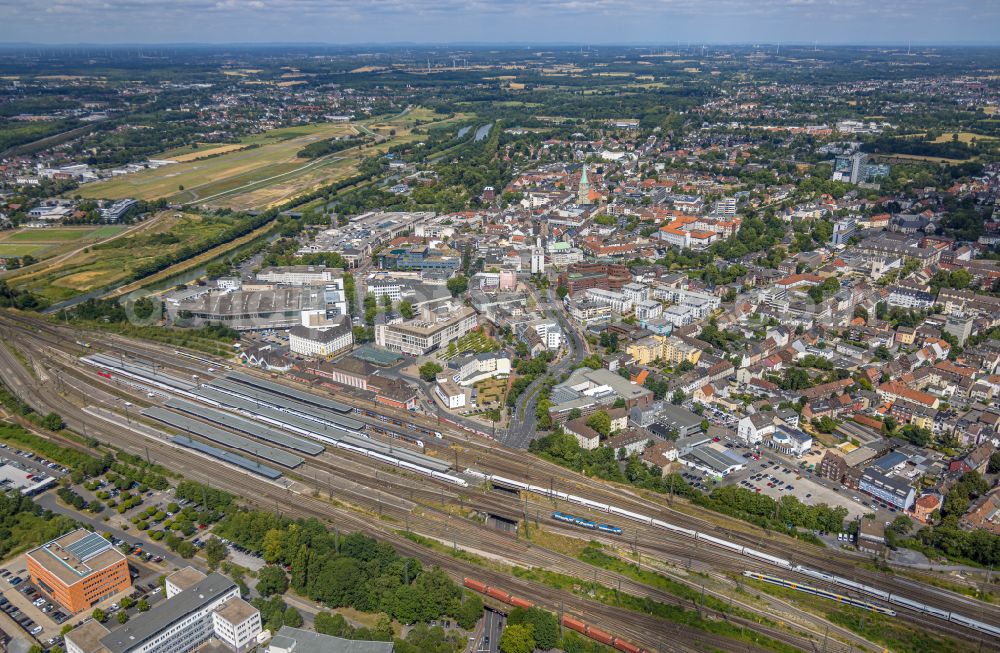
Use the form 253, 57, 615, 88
0, 0, 997, 46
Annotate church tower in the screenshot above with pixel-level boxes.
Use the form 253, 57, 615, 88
578, 164, 591, 205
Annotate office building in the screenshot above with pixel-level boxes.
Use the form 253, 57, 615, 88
26, 529, 131, 614
97, 573, 244, 653
212, 597, 262, 652
375, 304, 478, 356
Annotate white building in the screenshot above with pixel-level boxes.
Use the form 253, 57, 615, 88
436, 378, 466, 409
95, 573, 243, 653
662, 304, 698, 328
532, 320, 563, 350
585, 288, 634, 314
257, 265, 339, 286
375, 304, 478, 356
621, 282, 649, 304
635, 299, 663, 323
737, 413, 774, 446
531, 247, 546, 274
767, 426, 813, 458
212, 597, 262, 652
288, 316, 353, 358
451, 353, 512, 386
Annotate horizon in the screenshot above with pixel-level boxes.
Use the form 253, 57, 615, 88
1, 1, 998, 46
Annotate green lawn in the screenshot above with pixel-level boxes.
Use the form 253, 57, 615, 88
90, 225, 127, 239
5, 228, 96, 243
0, 243, 47, 257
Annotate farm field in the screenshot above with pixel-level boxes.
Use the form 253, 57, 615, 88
76, 108, 469, 211
0, 225, 124, 259
6, 212, 235, 303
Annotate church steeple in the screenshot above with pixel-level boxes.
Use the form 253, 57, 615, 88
578, 164, 591, 205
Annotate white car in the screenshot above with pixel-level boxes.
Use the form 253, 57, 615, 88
31, 625, 42, 635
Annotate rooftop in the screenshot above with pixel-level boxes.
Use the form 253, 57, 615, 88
268, 626, 394, 653
27, 529, 124, 586
100, 573, 237, 653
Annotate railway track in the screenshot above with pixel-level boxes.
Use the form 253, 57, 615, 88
0, 311, 994, 650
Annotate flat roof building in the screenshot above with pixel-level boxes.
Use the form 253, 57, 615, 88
99, 573, 241, 653
267, 626, 394, 653
26, 529, 131, 614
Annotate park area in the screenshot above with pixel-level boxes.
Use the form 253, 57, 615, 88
5, 212, 235, 304
76, 108, 469, 212
0, 225, 125, 260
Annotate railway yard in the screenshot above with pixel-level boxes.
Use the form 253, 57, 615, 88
0, 310, 998, 653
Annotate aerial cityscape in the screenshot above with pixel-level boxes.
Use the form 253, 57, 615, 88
0, 5, 999, 653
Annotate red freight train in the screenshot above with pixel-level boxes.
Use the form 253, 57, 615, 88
561, 614, 649, 653
462, 578, 649, 653
463, 577, 536, 610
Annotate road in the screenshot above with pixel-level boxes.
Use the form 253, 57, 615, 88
501, 278, 587, 449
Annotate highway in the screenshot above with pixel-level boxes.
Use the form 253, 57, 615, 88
0, 311, 995, 651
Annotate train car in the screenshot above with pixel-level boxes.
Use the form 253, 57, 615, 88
697, 532, 744, 553
587, 626, 614, 646
575, 496, 611, 512
597, 524, 622, 535
463, 578, 487, 593
838, 577, 890, 601
574, 517, 597, 529
552, 511, 576, 524
949, 613, 1000, 638
792, 565, 834, 583
651, 519, 697, 538
896, 596, 950, 620
615, 640, 643, 653
561, 615, 587, 635
609, 506, 651, 525
509, 596, 535, 610
484, 586, 512, 603
492, 475, 529, 491
743, 548, 791, 568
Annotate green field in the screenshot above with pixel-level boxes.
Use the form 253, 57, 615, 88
7, 212, 236, 303
75, 108, 470, 211
5, 228, 98, 243
76, 122, 358, 205
0, 243, 47, 257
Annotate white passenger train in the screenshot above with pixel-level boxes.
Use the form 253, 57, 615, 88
470, 471, 1000, 639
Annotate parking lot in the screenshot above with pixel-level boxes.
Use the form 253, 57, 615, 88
0, 548, 168, 649
680, 435, 875, 522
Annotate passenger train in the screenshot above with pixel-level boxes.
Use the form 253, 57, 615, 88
468, 470, 1000, 640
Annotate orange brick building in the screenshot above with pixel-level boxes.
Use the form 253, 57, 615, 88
26, 529, 131, 613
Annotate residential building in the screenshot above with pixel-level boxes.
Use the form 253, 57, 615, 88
858, 467, 916, 511
944, 312, 974, 346
26, 529, 131, 614
566, 297, 613, 326
565, 418, 601, 450
635, 299, 663, 323
737, 413, 773, 446
585, 288, 634, 314
436, 378, 466, 409
606, 427, 654, 456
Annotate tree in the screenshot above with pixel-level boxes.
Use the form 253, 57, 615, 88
41, 412, 65, 431
117, 610, 129, 624
508, 607, 558, 650
283, 606, 303, 628
204, 536, 226, 569
586, 410, 612, 437
499, 623, 535, 653
137, 598, 150, 612
381, 294, 392, 309
671, 389, 685, 405
419, 362, 443, 381
446, 275, 468, 296
257, 565, 289, 597
119, 597, 134, 610
988, 451, 1000, 474
399, 299, 415, 319
556, 285, 568, 299
92, 608, 106, 622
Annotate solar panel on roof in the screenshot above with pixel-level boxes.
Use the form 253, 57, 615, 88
65, 532, 111, 562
